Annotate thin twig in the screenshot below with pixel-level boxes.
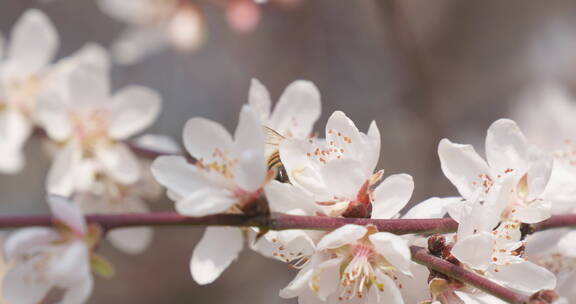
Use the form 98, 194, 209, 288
410, 246, 530, 304
0, 212, 573, 235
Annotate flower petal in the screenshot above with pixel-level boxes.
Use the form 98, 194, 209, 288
59, 276, 93, 304
264, 180, 319, 214
183, 117, 233, 162
489, 261, 556, 293
66, 62, 110, 108
279, 138, 325, 194
36, 85, 72, 141
438, 138, 490, 200
175, 188, 236, 217
375, 270, 405, 304
372, 174, 414, 219
512, 199, 551, 224
151, 155, 211, 198
2, 257, 51, 304
232, 105, 267, 192
190, 227, 243, 285
132, 134, 181, 154
269, 80, 321, 139
248, 78, 271, 122
8, 9, 58, 73
108, 85, 162, 139
525, 147, 553, 201
314, 258, 342, 301
320, 159, 367, 200
46, 142, 82, 197
4, 227, 60, 261
369, 232, 412, 276
316, 224, 366, 251
47, 241, 91, 282
48, 195, 86, 235
95, 143, 141, 185
108, 227, 153, 255
279, 263, 315, 299
402, 197, 461, 219
325, 111, 363, 160
485, 119, 529, 175
557, 230, 576, 257
451, 232, 493, 271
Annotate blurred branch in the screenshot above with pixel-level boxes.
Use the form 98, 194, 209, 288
410, 246, 533, 304
1, 211, 575, 235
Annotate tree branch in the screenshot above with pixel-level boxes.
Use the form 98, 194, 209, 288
0, 212, 574, 236
410, 246, 530, 304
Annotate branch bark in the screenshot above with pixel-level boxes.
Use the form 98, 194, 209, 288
410, 246, 530, 304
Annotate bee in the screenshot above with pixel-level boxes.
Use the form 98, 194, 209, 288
264, 127, 290, 183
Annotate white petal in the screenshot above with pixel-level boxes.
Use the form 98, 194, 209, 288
4, 227, 60, 261
369, 232, 412, 275
372, 174, 414, 219
248, 78, 271, 122
108, 227, 153, 255
364, 120, 381, 175
3, 258, 51, 304
557, 230, 576, 257
269, 80, 321, 139
526, 147, 553, 200
108, 85, 162, 139
190, 227, 243, 285
232, 105, 267, 192
66, 62, 109, 108
183, 117, 233, 161
48, 195, 86, 235
438, 138, 490, 200
512, 199, 551, 224
485, 119, 529, 175
36, 86, 72, 141
316, 224, 366, 251
325, 111, 363, 160
314, 258, 341, 301
402, 197, 461, 219
8, 9, 58, 73
46, 142, 82, 197
176, 188, 236, 217
375, 270, 405, 304
59, 276, 93, 304
264, 180, 319, 214
451, 233, 493, 271
95, 143, 141, 184
151, 155, 211, 198
47, 241, 91, 283
69, 43, 110, 71
279, 264, 314, 298
320, 159, 367, 199
279, 138, 325, 194
489, 261, 556, 293
0, 146, 24, 174
0, 109, 32, 154
132, 134, 181, 154
110, 27, 167, 65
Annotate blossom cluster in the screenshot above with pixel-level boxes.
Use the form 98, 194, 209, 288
1, 6, 576, 304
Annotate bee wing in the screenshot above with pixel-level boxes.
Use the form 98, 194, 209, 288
264, 126, 284, 156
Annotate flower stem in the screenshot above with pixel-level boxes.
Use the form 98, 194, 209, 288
410, 246, 530, 304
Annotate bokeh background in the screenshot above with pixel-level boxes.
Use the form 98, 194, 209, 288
2, 0, 576, 302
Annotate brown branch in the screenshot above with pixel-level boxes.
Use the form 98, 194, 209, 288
531, 214, 576, 232
410, 246, 531, 304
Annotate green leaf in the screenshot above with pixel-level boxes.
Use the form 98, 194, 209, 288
90, 254, 115, 279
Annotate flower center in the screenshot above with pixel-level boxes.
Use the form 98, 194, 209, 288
2, 74, 42, 119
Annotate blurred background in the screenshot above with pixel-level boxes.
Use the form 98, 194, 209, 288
2, 0, 576, 302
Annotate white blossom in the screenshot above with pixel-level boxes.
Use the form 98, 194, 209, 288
0, 9, 58, 173
438, 119, 554, 224
2, 196, 95, 304
152, 105, 268, 284
280, 224, 412, 304
37, 54, 162, 197
97, 0, 205, 64
280, 110, 413, 219
449, 188, 556, 298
